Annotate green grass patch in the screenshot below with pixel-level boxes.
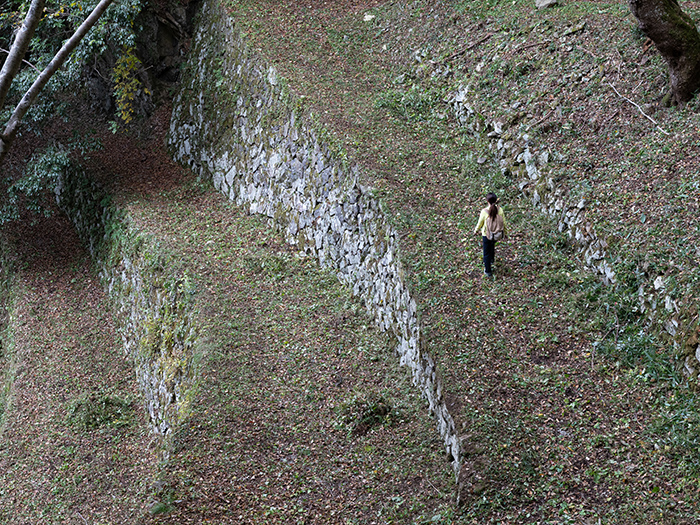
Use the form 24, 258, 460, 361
67, 391, 135, 430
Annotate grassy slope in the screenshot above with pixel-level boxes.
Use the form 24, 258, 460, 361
0, 103, 459, 522
129, 185, 455, 524
0, 210, 154, 522
81, 110, 457, 524
1, 0, 699, 523
219, 0, 700, 523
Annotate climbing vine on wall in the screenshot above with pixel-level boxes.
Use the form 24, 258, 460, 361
112, 46, 149, 126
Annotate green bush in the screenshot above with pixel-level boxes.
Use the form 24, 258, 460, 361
67, 391, 134, 429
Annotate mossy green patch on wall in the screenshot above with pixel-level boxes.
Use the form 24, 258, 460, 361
54, 161, 199, 449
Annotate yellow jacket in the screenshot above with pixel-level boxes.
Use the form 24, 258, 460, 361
474, 206, 507, 238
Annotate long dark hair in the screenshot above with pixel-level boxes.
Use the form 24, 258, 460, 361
486, 192, 498, 220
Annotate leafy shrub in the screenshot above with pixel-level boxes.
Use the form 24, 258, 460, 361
336, 392, 393, 436
0, 145, 70, 224
67, 392, 134, 429
375, 85, 445, 122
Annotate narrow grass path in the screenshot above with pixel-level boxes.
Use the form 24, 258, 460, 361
0, 212, 154, 522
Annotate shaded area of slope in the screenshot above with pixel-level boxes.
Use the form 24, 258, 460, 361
0, 209, 155, 523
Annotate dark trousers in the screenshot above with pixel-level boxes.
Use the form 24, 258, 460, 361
482, 236, 495, 275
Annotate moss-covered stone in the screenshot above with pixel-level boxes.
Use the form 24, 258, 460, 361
55, 161, 199, 455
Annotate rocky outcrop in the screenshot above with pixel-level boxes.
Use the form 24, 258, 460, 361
85, 0, 200, 116
168, 0, 462, 478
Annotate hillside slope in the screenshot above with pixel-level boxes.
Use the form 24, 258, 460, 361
210, 0, 700, 523
0, 202, 154, 522
1, 0, 699, 523
0, 101, 458, 522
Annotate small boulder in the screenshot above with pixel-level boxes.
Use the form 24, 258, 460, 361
536, 0, 558, 9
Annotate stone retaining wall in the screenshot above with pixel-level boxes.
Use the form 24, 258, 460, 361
54, 166, 198, 450
450, 87, 700, 381
451, 89, 616, 284
168, 0, 462, 477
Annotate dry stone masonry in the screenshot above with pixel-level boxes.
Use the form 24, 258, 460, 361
450, 83, 700, 381
54, 167, 198, 452
451, 88, 616, 285
168, 0, 463, 477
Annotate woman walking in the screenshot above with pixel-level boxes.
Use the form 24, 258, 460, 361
473, 192, 506, 278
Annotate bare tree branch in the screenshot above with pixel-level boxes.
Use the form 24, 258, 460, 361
607, 82, 670, 135
0, 48, 40, 72
0, 0, 46, 109
0, 0, 116, 165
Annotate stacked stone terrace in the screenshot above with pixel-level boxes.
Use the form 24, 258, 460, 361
170, 0, 463, 475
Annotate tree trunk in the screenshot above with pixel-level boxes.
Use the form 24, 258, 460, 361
629, 0, 700, 104
0, 0, 115, 167
0, 0, 45, 110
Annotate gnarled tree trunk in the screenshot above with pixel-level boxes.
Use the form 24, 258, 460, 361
629, 0, 700, 104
